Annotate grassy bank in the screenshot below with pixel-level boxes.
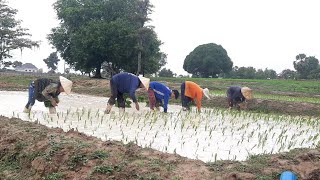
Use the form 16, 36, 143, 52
1, 74, 320, 116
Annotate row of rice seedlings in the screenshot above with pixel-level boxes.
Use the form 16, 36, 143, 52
15, 106, 320, 161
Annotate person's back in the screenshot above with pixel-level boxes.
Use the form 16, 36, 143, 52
33, 78, 59, 102
112, 72, 139, 93
24, 76, 72, 114
149, 82, 171, 100
106, 72, 150, 114
227, 86, 244, 102
185, 81, 203, 100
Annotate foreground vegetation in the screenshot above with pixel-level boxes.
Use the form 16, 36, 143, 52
1, 116, 319, 179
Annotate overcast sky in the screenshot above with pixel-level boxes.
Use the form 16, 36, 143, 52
7, 0, 320, 75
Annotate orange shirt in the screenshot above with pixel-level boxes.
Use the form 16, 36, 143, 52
184, 81, 203, 109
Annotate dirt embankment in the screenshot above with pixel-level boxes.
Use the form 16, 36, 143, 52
0, 116, 319, 180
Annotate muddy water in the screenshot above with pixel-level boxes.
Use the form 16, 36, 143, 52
1, 91, 319, 162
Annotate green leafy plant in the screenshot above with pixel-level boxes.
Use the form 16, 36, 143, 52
89, 150, 109, 160
45, 172, 65, 180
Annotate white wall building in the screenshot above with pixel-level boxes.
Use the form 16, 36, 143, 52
15, 63, 38, 72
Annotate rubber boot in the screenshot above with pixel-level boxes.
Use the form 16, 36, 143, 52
105, 104, 113, 114
49, 107, 56, 114
23, 106, 32, 113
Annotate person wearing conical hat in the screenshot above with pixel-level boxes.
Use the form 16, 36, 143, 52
23, 76, 73, 114
227, 86, 253, 110
180, 81, 211, 112
105, 72, 150, 114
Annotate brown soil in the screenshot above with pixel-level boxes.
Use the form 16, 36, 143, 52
1, 77, 320, 179
1, 116, 319, 180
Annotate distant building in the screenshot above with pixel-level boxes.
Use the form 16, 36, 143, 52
15, 63, 38, 72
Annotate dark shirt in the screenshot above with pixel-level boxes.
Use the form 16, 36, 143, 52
34, 78, 60, 102
227, 86, 246, 103
111, 72, 140, 102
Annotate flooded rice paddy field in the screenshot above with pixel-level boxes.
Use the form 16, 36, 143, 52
1, 91, 319, 162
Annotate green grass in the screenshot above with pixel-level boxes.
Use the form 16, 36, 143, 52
68, 154, 88, 170
152, 77, 320, 94
212, 90, 320, 104
45, 172, 65, 180
89, 150, 109, 160
2, 74, 320, 94
92, 165, 114, 174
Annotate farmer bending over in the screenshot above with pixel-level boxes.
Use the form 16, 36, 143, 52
227, 86, 253, 110
23, 76, 73, 114
180, 81, 210, 112
105, 72, 150, 114
148, 81, 179, 113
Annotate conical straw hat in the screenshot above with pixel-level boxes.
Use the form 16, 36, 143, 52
203, 88, 211, 99
138, 75, 150, 90
241, 87, 253, 100
59, 76, 73, 95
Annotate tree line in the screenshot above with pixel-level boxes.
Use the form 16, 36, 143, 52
161, 43, 319, 80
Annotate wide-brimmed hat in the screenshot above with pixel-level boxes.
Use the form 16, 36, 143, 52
241, 87, 253, 100
59, 76, 73, 95
138, 75, 150, 90
203, 88, 211, 99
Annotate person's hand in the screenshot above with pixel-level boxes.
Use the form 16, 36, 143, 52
135, 102, 140, 111
50, 99, 58, 106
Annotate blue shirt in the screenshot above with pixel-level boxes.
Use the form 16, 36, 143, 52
111, 72, 140, 102
149, 82, 172, 112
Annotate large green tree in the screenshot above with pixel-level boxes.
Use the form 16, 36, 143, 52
158, 68, 174, 77
307, 68, 320, 79
279, 69, 297, 79
183, 43, 233, 78
48, 0, 164, 78
293, 54, 319, 79
0, 0, 39, 62
236, 66, 256, 79
43, 52, 60, 72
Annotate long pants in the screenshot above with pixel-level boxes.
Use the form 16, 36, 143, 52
148, 88, 163, 110
25, 81, 36, 108
180, 82, 192, 110
107, 79, 126, 108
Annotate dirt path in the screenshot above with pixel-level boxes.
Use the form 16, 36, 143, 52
1, 116, 319, 180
